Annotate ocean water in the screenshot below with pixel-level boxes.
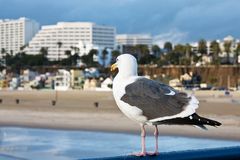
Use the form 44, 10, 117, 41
0, 127, 239, 160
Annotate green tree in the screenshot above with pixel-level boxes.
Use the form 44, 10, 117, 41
61, 50, 72, 66
132, 45, 157, 64
61, 50, 79, 66
134, 44, 150, 58
111, 50, 121, 62
198, 39, 207, 55
89, 49, 98, 57
151, 45, 161, 57
235, 42, 240, 64
5, 52, 50, 73
223, 41, 232, 64
210, 40, 221, 65
39, 47, 48, 57
101, 48, 108, 67
185, 43, 192, 58
174, 44, 186, 53
39, 47, 49, 65
72, 53, 80, 66
139, 54, 156, 64
165, 51, 181, 65
1, 48, 6, 54
0, 48, 7, 67
19, 44, 28, 52
10, 50, 14, 56
163, 42, 173, 53
65, 50, 71, 58
173, 44, 186, 65
81, 49, 98, 67
70, 46, 80, 55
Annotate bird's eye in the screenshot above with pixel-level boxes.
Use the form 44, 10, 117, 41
116, 58, 119, 62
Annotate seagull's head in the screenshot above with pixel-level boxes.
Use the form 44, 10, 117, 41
111, 54, 138, 77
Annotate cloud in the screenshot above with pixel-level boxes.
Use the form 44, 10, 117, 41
170, 0, 240, 41
0, 0, 240, 43
153, 29, 188, 48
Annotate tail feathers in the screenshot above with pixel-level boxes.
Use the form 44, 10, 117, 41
153, 113, 222, 127
194, 114, 222, 127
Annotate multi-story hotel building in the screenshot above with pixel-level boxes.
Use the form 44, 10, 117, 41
0, 17, 40, 55
116, 34, 152, 54
26, 22, 116, 61
116, 34, 152, 47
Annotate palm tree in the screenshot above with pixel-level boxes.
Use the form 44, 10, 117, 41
174, 44, 187, 65
111, 50, 121, 63
235, 42, 240, 90
210, 40, 221, 65
223, 41, 232, 64
70, 46, 80, 55
198, 39, 207, 55
235, 42, 240, 65
185, 43, 193, 57
65, 50, 71, 58
1, 48, 7, 67
39, 47, 49, 66
19, 44, 28, 53
10, 50, 14, 57
40, 47, 48, 57
57, 41, 62, 62
1, 48, 6, 57
63, 50, 72, 66
74, 47, 80, 55
101, 48, 108, 68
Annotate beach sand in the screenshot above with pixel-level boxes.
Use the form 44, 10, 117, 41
0, 90, 240, 140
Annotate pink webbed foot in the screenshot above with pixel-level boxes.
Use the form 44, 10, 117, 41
147, 151, 159, 156
132, 152, 147, 156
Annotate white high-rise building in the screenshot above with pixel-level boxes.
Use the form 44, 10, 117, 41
0, 17, 40, 55
26, 22, 116, 61
116, 34, 152, 47
116, 34, 152, 54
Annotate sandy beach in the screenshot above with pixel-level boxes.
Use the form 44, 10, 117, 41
0, 90, 240, 140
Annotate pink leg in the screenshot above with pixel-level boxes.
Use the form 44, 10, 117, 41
133, 124, 147, 156
147, 125, 159, 156
154, 125, 159, 155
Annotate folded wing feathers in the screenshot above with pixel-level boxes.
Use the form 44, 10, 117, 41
122, 79, 197, 119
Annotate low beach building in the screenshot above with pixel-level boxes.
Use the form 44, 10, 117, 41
0, 80, 8, 89
54, 69, 71, 91
83, 78, 99, 90
70, 69, 84, 89
9, 77, 20, 90
99, 77, 112, 91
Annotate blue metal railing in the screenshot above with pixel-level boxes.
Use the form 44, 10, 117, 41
82, 146, 240, 160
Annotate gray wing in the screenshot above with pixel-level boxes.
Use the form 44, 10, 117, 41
120, 78, 190, 120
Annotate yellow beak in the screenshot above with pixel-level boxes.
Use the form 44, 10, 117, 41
110, 63, 117, 72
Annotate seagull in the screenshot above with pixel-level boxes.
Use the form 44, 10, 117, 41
111, 54, 221, 156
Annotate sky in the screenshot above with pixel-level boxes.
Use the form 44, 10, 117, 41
0, 0, 240, 46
